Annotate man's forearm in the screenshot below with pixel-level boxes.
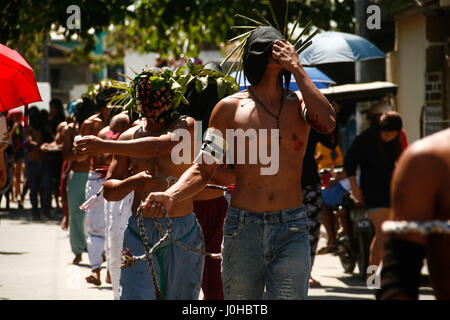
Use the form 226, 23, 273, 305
103, 176, 139, 201
166, 163, 214, 203
293, 66, 336, 133
98, 137, 168, 158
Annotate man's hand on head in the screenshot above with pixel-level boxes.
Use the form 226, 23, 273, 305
272, 40, 302, 73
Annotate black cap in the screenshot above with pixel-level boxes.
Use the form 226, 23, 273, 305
243, 26, 291, 87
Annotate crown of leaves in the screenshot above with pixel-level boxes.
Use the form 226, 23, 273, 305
221, 0, 320, 84
107, 67, 188, 115
175, 59, 238, 100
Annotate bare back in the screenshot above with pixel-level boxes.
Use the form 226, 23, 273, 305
63, 122, 90, 172
390, 128, 450, 299
81, 113, 109, 170
217, 89, 310, 212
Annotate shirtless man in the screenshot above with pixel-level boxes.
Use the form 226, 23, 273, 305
75, 71, 208, 299
23, 107, 53, 221
75, 78, 236, 300
377, 128, 450, 300
78, 89, 114, 286
98, 111, 132, 299
140, 26, 335, 300
60, 98, 95, 264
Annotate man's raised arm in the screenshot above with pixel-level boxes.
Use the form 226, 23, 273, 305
272, 40, 336, 133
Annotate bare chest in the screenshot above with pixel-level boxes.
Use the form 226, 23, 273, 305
231, 99, 309, 158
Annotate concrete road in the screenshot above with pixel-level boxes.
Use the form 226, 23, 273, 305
0, 201, 435, 300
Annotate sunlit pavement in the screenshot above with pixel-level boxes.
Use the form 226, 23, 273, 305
0, 198, 435, 300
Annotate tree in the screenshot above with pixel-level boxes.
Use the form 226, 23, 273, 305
0, 0, 133, 69
1, 0, 355, 73
126, 0, 355, 58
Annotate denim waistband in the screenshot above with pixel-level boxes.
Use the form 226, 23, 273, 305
227, 205, 306, 224
88, 171, 104, 180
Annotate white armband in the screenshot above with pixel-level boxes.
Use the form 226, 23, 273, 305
200, 128, 226, 163
300, 101, 310, 124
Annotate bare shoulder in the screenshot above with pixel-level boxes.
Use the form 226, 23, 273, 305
393, 130, 450, 194
170, 116, 196, 131
98, 126, 110, 139
57, 121, 68, 131
208, 93, 242, 127
400, 129, 450, 168
119, 125, 141, 141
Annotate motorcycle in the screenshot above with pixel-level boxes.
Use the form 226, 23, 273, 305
319, 168, 374, 279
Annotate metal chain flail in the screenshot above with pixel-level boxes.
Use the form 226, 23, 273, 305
382, 220, 450, 235
121, 203, 221, 300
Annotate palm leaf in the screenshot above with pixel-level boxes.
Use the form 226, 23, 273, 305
230, 26, 258, 30
295, 28, 319, 52
284, 0, 289, 37
251, 9, 274, 27
287, 10, 302, 41
228, 29, 255, 43
220, 32, 252, 67
293, 19, 313, 47
267, 1, 281, 31
234, 14, 266, 26
296, 40, 313, 55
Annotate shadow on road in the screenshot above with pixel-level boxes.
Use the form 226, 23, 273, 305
0, 251, 28, 255
0, 208, 63, 226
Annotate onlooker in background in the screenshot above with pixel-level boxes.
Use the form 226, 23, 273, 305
61, 98, 95, 264
7, 109, 25, 208
364, 102, 408, 150
23, 106, 53, 221
302, 128, 337, 287
318, 168, 361, 255
315, 141, 344, 171
0, 113, 13, 189
344, 111, 404, 274
49, 99, 66, 136
40, 108, 61, 210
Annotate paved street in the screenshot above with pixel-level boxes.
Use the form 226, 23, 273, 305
0, 199, 435, 300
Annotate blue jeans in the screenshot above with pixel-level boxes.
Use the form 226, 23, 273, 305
26, 159, 51, 216
120, 213, 205, 300
221, 205, 311, 300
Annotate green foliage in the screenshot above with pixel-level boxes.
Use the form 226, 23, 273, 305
175, 60, 238, 99
0, 0, 133, 69
128, 0, 355, 57
1, 0, 355, 73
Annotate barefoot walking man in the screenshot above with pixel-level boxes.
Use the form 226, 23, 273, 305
141, 26, 336, 300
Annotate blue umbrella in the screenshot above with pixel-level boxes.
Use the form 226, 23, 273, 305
231, 66, 335, 91
298, 31, 386, 66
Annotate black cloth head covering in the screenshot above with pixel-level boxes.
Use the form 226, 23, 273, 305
243, 26, 291, 87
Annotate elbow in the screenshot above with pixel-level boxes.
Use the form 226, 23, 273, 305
103, 181, 120, 201
311, 117, 336, 134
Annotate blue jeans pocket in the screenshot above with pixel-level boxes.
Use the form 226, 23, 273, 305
223, 214, 242, 238
286, 217, 309, 234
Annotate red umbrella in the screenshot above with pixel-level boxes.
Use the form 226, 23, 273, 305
0, 43, 42, 126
